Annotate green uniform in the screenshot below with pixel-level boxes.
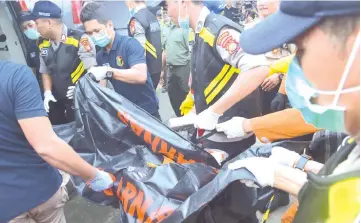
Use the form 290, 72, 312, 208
162, 22, 191, 117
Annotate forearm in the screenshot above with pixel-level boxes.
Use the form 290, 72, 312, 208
42, 73, 52, 92
37, 133, 97, 181
162, 51, 166, 70
110, 67, 147, 84
211, 66, 269, 114
273, 165, 308, 196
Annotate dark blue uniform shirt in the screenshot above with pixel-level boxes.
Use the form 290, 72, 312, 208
26, 40, 41, 77
96, 33, 159, 115
0, 61, 61, 222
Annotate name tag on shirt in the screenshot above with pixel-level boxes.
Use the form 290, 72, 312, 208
41, 48, 48, 56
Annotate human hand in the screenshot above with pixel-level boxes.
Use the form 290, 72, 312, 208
87, 170, 114, 192
66, 86, 76, 100
228, 157, 276, 187
216, 117, 246, 139
88, 66, 109, 82
194, 108, 222, 131
261, 75, 281, 91
269, 146, 300, 168
43, 90, 57, 113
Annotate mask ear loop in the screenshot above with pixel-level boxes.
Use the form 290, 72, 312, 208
332, 31, 361, 107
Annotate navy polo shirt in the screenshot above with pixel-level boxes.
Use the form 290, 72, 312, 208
0, 61, 61, 222
26, 40, 40, 78
96, 33, 159, 115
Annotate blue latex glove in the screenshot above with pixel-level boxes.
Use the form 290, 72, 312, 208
87, 170, 114, 192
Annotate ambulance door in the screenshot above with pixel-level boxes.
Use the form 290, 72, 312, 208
0, 2, 26, 64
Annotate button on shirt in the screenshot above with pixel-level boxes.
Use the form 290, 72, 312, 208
96, 33, 158, 115
0, 61, 61, 222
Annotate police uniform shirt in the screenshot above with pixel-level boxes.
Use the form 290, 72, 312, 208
96, 33, 158, 115
196, 7, 268, 81
39, 25, 96, 74
26, 40, 40, 77
128, 4, 148, 47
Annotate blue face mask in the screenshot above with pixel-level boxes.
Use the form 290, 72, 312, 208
286, 52, 360, 133
178, 2, 190, 29
24, 28, 40, 40
129, 8, 135, 17
91, 31, 111, 48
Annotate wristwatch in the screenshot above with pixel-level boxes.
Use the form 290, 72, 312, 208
105, 68, 114, 79
278, 73, 284, 81
294, 153, 312, 171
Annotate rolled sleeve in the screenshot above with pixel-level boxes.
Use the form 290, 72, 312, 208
125, 38, 146, 67
11, 65, 47, 120
78, 34, 97, 69
216, 28, 268, 72
39, 56, 49, 74
250, 108, 319, 143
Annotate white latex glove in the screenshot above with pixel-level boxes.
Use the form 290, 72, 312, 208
216, 117, 246, 138
168, 112, 196, 128
88, 66, 109, 81
204, 148, 229, 166
228, 157, 276, 187
194, 108, 222, 130
269, 146, 301, 168
66, 86, 76, 100
87, 170, 114, 192
43, 90, 57, 113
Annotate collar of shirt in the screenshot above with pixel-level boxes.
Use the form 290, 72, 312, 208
195, 6, 210, 34
50, 24, 68, 45
135, 4, 147, 13
110, 32, 120, 52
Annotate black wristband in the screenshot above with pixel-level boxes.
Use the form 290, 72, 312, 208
294, 154, 312, 171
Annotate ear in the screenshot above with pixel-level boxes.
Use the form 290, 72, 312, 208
107, 20, 114, 29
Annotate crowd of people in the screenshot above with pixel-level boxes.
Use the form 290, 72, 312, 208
0, 0, 359, 223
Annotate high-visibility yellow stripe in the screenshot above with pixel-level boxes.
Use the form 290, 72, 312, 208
145, 46, 157, 59
39, 40, 51, 50
199, 28, 215, 47
145, 40, 156, 53
206, 67, 240, 104
71, 62, 84, 78
71, 63, 84, 84
65, 37, 79, 48
204, 65, 230, 97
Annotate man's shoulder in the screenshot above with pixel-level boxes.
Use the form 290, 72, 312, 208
0, 61, 27, 80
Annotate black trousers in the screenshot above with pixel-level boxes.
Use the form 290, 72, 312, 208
48, 99, 75, 125
150, 72, 161, 90
167, 63, 190, 117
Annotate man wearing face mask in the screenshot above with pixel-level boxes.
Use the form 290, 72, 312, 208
166, 0, 266, 160
20, 11, 41, 83
228, 1, 360, 222
80, 3, 160, 119
31, 1, 97, 125
126, 0, 163, 89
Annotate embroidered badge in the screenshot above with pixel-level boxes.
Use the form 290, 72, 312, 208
116, 56, 124, 67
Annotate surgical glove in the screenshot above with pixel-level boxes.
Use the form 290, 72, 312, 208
269, 146, 300, 168
228, 157, 276, 187
194, 108, 222, 130
43, 90, 57, 113
66, 86, 76, 100
88, 66, 109, 81
87, 170, 114, 192
180, 92, 194, 116
216, 117, 246, 138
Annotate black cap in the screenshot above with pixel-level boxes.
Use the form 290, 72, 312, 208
30, 1, 62, 20
20, 11, 33, 22
239, 1, 360, 55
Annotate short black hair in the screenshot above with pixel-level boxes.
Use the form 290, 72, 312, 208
80, 2, 110, 25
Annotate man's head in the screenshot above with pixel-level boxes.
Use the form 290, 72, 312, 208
240, 1, 360, 137
80, 2, 114, 48
20, 11, 40, 40
156, 9, 162, 21
226, 0, 232, 8
30, 1, 63, 40
257, 0, 280, 18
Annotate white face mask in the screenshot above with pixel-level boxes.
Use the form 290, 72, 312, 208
178, 0, 190, 29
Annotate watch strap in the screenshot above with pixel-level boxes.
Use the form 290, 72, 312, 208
294, 154, 312, 171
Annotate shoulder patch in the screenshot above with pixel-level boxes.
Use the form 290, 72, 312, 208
116, 56, 124, 67
217, 31, 240, 55
80, 37, 92, 52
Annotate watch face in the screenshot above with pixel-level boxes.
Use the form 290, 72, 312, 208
106, 71, 113, 79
